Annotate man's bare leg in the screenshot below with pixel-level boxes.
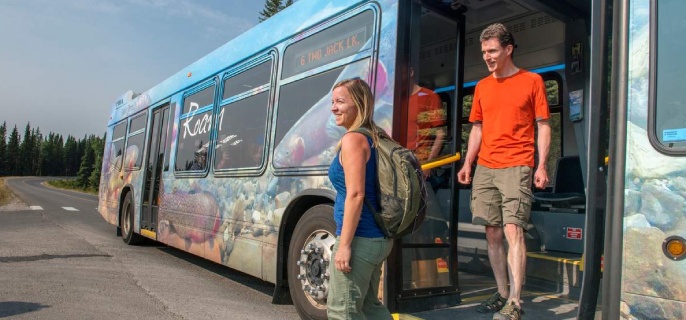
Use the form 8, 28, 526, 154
503, 223, 526, 306
485, 225, 509, 299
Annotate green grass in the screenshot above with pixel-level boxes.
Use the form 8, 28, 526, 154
47, 179, 98, 195
0, 178, 15, 206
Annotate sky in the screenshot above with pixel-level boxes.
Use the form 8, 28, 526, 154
0, 0, 269, 139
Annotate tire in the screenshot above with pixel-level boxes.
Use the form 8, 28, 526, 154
287, 204, 336, 320
121, 192, 144, 245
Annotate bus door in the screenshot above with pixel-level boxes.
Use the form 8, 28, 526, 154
387, 1, 465, 313
141, 104, 171, 235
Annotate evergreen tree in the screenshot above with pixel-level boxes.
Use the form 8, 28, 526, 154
76, 137, 94, 188
88, 135, 105, 190
32, 128, 42, 176
0, 122, 6, 176
7, 126, 21, 176
20, 123, 33, 176
259, 0, 293, 22
63, 135, 78, 176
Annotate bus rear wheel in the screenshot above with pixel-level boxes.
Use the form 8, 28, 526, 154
120, 192, 144, 245
287, 204, 336, 320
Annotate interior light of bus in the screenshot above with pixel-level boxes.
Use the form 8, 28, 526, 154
663, 236, 686, 261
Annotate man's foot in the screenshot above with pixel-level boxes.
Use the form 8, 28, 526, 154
476, 292, 507, 313
493, 301, 522, 320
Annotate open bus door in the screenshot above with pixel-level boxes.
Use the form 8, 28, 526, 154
140, 104, 171, 237
386, 1, 466, 313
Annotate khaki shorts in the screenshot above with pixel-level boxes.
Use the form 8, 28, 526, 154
470, 165, 533, 229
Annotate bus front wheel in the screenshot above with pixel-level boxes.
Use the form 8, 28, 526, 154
287, 204, 336, 320
120, 192, 144, 245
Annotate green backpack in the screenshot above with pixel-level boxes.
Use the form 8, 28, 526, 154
354, 127, 427, 239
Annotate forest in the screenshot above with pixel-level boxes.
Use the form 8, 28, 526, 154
0, 122, 104, 192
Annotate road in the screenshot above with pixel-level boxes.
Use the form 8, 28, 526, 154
0, 177, 301, 320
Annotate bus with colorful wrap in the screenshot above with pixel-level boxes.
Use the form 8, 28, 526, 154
98, 0, 686, 319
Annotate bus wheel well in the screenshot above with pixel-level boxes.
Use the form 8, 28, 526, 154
273, 195, 333, 304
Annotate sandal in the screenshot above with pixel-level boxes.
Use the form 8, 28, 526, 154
493, 301, 523, 320
476, 292, 507, 313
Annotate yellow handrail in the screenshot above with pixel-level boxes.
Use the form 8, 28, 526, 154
421, 153, 462, 170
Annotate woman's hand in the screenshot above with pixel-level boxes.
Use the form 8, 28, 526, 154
335, 244, 352, 273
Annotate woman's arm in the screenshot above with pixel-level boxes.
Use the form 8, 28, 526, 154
335, 131, 370, 273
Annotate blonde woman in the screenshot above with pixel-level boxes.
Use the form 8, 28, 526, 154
327, 78, 393, 319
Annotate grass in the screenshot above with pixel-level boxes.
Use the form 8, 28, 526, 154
47, 179, 98, 195
0, 178, 14, 206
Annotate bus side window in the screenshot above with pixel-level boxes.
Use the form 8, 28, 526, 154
175, 85, 216, 173
215, 59, 272, 171
110, 121, 128, 171
125, 112, 147, 171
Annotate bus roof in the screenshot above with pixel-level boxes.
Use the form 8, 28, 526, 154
109, 0, 370, 124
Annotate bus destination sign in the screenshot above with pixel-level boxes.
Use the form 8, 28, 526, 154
294, 28, 367, 74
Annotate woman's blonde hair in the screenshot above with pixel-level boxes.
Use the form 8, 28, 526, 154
333, 78, 385, 150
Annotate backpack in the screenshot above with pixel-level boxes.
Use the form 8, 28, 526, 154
353, 127, 427, 239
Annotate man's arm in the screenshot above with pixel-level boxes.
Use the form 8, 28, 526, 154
534, 120, 551, 189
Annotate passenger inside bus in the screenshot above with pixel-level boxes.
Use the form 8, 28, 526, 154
404, 66, 448, 289
189, 148, 207, 170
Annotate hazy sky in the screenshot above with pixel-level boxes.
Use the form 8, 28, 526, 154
0, 0, 267, 139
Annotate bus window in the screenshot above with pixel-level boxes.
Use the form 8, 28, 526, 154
176, 85, 216, 172
215, 60, 272, 171
273, 58, 370, 169
124, 112, 147, 171
216, 92, 269, 169
543, 78, 562, 187
222, 60, 272, 100
650, 0, 686, 153
110, 121, 127, 171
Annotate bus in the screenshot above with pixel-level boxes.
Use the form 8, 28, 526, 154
97, 0, 686, 319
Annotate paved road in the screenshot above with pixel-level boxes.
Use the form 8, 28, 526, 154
0, 177, 300, 320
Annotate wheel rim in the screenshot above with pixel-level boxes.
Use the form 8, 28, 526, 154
295, 229, 335, 308
123, 199, 131, 237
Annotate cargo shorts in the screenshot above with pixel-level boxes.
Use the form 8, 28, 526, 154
470, 164, 533, 229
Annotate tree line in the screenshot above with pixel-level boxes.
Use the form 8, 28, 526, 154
0, 122, 104, 191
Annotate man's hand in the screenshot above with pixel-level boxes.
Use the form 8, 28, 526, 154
457, 164, 472, 185
533, 166, 549, 189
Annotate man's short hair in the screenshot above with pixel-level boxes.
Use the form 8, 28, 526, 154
480, 23, 516, 51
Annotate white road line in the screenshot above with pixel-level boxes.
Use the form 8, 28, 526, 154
29, 206, 43, 210
62, 207, 79, 211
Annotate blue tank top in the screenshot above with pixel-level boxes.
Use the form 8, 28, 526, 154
328, 136, 385, 238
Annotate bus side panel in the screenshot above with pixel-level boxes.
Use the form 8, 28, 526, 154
623, 0, 686, 318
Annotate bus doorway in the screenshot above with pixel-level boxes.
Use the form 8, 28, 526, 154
388, 0, 608, 318
386, 1, 465, 312
140, 104, 171, 237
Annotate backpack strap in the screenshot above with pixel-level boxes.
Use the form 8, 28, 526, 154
351, 128, 387, 236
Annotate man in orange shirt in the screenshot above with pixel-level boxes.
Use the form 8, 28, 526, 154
457, 23, 550, 320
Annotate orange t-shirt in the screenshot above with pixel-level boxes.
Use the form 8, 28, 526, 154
406, 87, 447, 162
469, 70, 549, 168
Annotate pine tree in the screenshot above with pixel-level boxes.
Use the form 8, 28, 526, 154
0, 122, 6, 176
63, 135, 78, 176
20, 123, 33, 176
32, 128, 42, 175
259, 0, 290, 22
76, 137, 94, 188
7, 126, 21, 176
88, 135, 105, 190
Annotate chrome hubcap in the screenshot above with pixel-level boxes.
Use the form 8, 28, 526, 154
295, 230, 334, 306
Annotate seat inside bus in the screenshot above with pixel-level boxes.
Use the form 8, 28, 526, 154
533, 155, 586, 211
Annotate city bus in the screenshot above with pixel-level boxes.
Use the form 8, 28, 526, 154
98, 0, 686, 319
